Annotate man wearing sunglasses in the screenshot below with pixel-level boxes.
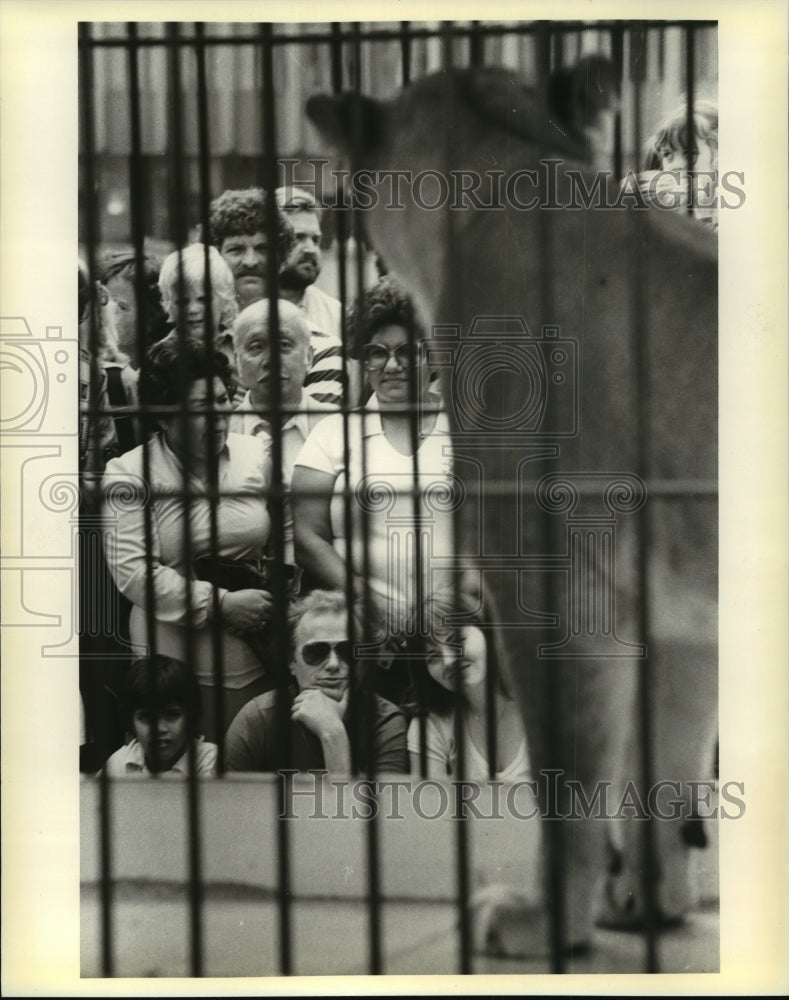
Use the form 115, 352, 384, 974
224, 589, 408, 774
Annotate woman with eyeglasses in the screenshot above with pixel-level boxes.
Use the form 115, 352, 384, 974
224, 590, 408, 774
291, 278, 456, 639
407, 590, 531, 782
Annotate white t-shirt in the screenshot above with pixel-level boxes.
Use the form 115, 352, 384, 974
407, 711, 531, 783
229, 390, 334, 561
294, 396, 457, 618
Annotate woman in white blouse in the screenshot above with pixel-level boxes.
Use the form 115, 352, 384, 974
292, 278, 457, 636
102, 337, 273, 741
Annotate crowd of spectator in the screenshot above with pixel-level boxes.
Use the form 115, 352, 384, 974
80, 93, 716, 779
80, 183, 523, 781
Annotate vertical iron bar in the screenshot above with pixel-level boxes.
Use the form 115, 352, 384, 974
125, 23, 162, 706
328, 23, 362, 796
260, 19, 293, 977
441, 19, 472, 977
400, 21, 412, 86
685, 24, 696, 216
126, 22, 159, 682
469, 20, 484, 68
193, 21, 228, 772
79, 21, 114, 979
536, 20, 567, 976
350, 19, 383, 976
166, 21, 204, 978
610, 24, 625, 181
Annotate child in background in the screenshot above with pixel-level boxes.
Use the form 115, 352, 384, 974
102, 654, 217, 777
158, 243, 241, 397
638, 99, 719, 228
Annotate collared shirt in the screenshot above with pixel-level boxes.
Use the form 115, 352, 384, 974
229, 391, 334, 561
103, 431, 272, 628
293, 394, 456, 617
102, 431, 272, 687
102, 737, 218, 777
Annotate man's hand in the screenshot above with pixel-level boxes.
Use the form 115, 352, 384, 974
291, 688, 348, 738
291, 688, 352, 774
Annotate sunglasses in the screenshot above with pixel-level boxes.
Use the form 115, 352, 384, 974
300, 639, 353, 667
362, 342, 424, 371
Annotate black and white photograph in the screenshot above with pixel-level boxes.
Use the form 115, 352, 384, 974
1, 1, 787, 994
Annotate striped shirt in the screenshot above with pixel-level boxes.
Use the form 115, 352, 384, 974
293, 284, 349, 408
303, 329, 347, 407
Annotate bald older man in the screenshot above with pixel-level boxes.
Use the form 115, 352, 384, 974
230, 299, 335, 564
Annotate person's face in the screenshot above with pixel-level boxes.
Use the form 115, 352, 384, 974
161, 376, 230, 464
291, 612, 352, 703
426, 624, 487, 694
659, 138, 716, 175
279, 211, 322, 291
105, 273, 137, 356
171, 285, 224, 338
132, 703, 189, 773
364, 324, 430, 405
219, 232, 268, 308
235, 317, 312, 410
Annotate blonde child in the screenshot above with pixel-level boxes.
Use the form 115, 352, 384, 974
640, 99, 718, 227
158, 243, 240, 395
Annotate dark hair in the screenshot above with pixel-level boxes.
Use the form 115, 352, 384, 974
123, 655, 202, 735
348, 276, 426, 360
97, 248, 170, 344
208, 187, 296, 261
408, 589, 512, 717
138, 336, 233, 433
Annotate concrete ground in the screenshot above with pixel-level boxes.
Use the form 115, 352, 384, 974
81, 881, 718, 978
81, 776, 719, 979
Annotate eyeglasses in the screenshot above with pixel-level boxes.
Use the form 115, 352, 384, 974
362, 342, 424, 371
300, 639, 353, 667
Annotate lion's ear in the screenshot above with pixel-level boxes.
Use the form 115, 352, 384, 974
306, 92, 383, 159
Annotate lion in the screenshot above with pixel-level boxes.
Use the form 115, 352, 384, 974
306, 60, 718, 957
